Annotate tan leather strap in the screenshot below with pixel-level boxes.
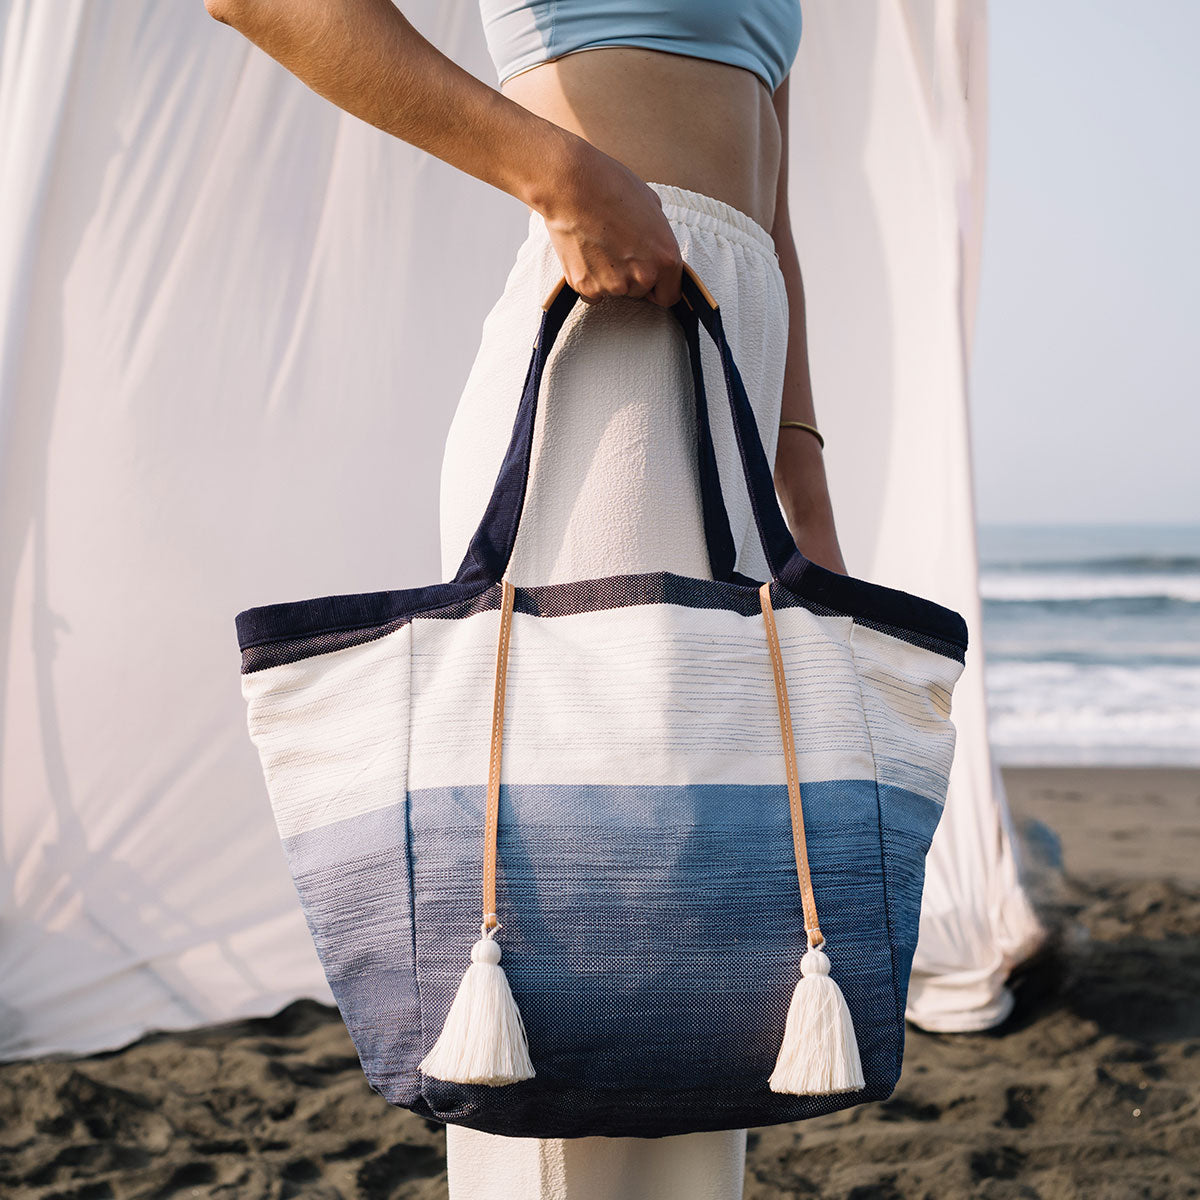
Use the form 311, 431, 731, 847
482, 578, 516, 932
759, 582, 825, 950
480, 579, 822, 946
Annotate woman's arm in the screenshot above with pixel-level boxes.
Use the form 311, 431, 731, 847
203, 0, 684, 305
769, 76, 848, 575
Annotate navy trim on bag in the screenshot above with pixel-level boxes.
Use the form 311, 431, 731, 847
235, 270, 968, 665
238, 569, 968, 675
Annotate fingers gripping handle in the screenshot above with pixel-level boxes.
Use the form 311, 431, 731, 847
539, 262, 721, 313
451, 259, 806, 594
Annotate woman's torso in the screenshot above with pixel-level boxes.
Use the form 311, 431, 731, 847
498, 46, 787, 234
481, 1, 801, 231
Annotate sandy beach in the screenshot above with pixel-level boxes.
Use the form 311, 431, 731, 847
2, 765, 1197, 1200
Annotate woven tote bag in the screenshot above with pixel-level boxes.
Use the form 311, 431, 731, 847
234, 264, 969, 1140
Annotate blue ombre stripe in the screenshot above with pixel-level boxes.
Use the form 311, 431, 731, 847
280, 779, 943, 1137
241, 265, 966, 1138
878, 783, 944, 1026
282, 802, 422, 1106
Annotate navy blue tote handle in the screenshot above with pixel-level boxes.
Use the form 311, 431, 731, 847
235, 264, 968, 660
451, 263, 810, 594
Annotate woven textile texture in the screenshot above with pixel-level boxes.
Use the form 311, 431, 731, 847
235, 182, 967, 1198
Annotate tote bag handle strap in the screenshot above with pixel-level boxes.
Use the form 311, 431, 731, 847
680, 299, 737, 583
451, 261, 808, 592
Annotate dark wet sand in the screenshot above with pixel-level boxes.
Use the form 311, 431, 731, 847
2, 766, 1197, 1200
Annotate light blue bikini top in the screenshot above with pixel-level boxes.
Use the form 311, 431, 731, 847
477, 0, 802, 94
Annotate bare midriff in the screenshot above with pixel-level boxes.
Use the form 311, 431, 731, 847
500, 46, 783, 233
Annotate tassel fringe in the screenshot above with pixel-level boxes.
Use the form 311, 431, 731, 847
768, 945, 866, 1096
418, 924, 535, 1086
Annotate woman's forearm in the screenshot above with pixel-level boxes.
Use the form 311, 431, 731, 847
203, 0, 585, 216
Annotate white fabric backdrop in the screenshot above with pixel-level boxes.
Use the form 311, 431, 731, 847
0, 0, 1042, 1059
787, 0, 1045, 1032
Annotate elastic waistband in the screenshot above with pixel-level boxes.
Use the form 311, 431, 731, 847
646, 181, 778, 258
527, 179, 779, 262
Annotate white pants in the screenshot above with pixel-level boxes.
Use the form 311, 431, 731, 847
438, 180, 789, 1200
445, 1126, 750, 1200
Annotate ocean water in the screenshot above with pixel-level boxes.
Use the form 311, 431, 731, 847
979, 523, 1200, 767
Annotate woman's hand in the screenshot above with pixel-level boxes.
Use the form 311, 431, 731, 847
535, 139, 685, 308
202, 0, 682, 313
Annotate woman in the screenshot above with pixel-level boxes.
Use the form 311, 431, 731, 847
206, 0, 847, 1195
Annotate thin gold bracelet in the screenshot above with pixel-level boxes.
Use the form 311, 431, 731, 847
779, 420, 825, 450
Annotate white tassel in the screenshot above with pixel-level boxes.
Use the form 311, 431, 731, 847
768, 945, 866, 1095
418, 924, 535, 1085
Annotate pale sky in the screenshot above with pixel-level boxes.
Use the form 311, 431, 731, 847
968, 0, 1199, 525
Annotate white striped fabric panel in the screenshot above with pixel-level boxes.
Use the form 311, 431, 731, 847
407, 603, 876, 790
241, 623, 412, 841
849, 622, 963, 804
239, 602, 963, 848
